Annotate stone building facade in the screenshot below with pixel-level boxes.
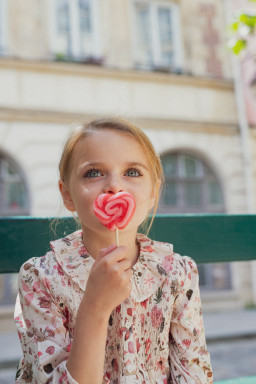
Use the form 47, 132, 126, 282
0, 0, 255, 320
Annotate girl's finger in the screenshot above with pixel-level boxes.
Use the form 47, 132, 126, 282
102, 246, 129, 264
117, 258, 132, 271
97, 244, 117, 261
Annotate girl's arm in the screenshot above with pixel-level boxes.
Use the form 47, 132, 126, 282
66, 244, 133, 384
66, 296, 109, 384
169, 256, 213, 384
15, 259, 80, 384
15, 245, 132, 384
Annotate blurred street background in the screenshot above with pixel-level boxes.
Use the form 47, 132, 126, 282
0, 0, 256, 382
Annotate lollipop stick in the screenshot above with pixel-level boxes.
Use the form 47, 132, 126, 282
115, 227, 119, 246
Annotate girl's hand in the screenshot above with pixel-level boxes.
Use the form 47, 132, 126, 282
82, 244, 133, 316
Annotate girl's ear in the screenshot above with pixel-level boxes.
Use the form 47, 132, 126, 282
58, 180, 76, 212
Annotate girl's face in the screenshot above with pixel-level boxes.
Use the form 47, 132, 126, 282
59, 130, 157, 236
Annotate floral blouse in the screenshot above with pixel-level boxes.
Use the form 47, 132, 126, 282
14, 230, 213, 384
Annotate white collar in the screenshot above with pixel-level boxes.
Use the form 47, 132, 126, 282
50, 230, 174, 302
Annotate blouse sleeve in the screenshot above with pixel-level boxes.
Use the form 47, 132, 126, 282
14, 258, 79, 384
169, 256, 213, 384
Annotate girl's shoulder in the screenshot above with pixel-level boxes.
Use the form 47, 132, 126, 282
19, 229, 85, 277
18, 230, 94, 294
137, 233, 198, 276
18, 249, 58, 281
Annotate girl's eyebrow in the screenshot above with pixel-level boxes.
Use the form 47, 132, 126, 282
78, 161, 149, 171
126, 162, 149, 171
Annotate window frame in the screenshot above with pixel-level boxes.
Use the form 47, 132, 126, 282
131, 0, 183, 71
198, 263, 232, 292
0, 0, 8, 55
0, 154, 30, 216
159, 150, 232, 292
49, 0, 102, 62
159, 151, 226, 214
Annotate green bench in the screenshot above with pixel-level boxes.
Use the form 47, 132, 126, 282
216, 378, 256, 384
0, 214, 256, 384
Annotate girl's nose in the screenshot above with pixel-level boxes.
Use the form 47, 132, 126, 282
104, 186, 124, 194
103, 176, 123, 194
105, 189, 123, 194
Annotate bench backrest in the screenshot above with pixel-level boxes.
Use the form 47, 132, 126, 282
0, 214, 255, 273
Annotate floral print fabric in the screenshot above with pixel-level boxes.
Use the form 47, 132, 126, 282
14, 230, 213, 383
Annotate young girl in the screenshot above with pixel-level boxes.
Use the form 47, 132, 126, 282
14, 118, 213, 384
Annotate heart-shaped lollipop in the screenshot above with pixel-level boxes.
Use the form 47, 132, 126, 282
93, 192, 136, 231
93, 192, 136, 245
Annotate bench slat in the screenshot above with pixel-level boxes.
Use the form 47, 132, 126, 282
0, 214, 256, 273
215, 376, 256, 384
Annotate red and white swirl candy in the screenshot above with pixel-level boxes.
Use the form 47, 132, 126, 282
93, 192, 136, 231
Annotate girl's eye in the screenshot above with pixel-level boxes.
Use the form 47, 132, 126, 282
125, 168, 142, 177
84, 169, 103, 178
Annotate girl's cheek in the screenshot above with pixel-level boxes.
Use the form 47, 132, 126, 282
138, 189, 154, 204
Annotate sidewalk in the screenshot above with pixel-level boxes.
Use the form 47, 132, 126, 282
0, 332, 21, 369
203, 309, 256, 341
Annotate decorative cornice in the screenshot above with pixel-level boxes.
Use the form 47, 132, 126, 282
0, 107, 238, 135
0, 58, 234, 90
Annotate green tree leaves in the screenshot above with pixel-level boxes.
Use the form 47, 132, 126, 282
228, 0, 256, 54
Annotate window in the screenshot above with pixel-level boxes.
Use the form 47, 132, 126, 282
0, 0, 7, 55
198, 263, 232, 291
0, 154, 29, 308
51, 0, 101, 61
160, 151, 231, 291
159, 152, 225, 214
0, 273, 18, 306
0, 154, 29, 216
133, 0, 183, 71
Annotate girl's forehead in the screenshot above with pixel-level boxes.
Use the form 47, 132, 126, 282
71, 130, 151, 169
81, 129, 135, 143
76, 130, 147, 156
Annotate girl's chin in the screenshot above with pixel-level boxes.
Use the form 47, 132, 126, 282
81, 219, 142, 237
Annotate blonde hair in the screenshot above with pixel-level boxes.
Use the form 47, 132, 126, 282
59, 117, 164, 234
